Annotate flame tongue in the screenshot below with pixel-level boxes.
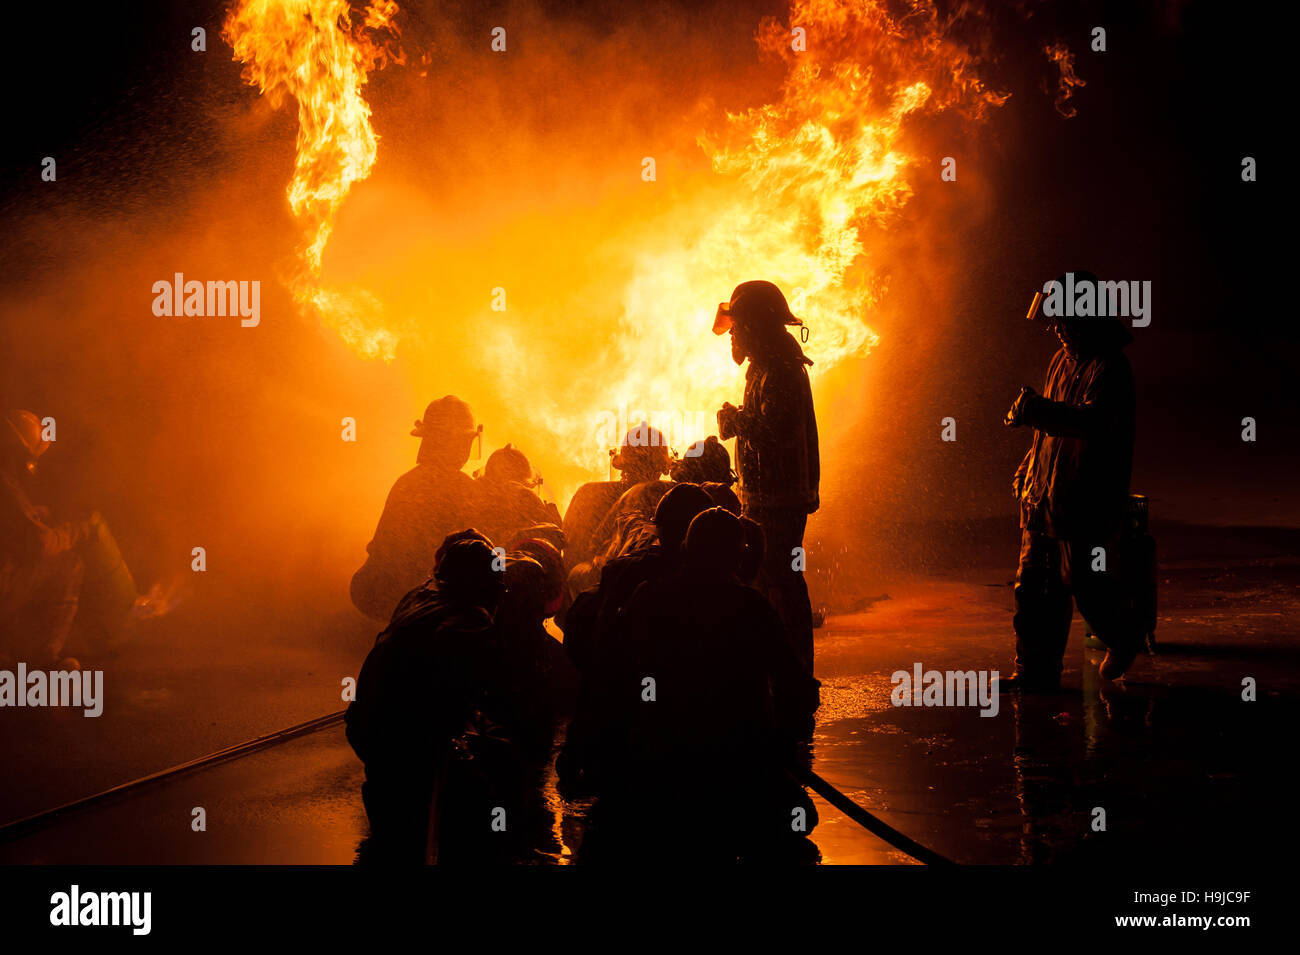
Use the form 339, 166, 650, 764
224, 0, 402, 359
689, 0, 1009, 365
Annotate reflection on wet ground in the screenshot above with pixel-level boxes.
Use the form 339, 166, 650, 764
813, 662, 1293, 865
809, 561, 1299, 865
2, 554, 1296, 864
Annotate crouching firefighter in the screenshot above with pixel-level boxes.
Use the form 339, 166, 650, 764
346, 531, 505, 863
1001, 271, 1141, 691
0, 410, 99, 669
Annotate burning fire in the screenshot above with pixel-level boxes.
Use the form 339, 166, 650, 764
223, 0, 1007, 495
507, 0, 1008, 479
223, 0, 404, 359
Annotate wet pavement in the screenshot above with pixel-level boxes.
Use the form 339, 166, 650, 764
0, 726, 366, 864
811, 553, 1299, 865
1, 532, 1296, 864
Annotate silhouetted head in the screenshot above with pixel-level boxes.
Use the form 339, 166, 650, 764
510, 538, 565, 617
434, 528, 492, 563
3, 409, 50, 476
412, 395, 479, 469
670, 435, 736, 486
713, 280, 811, 367
500, 554, 549, 627
612, 421, 671, 483
484, 443, 531, 484
433, 529, 503, 613
1042, 271, 1134, 358
684, 507, 745, 581
701, 481, 742, 515
737, 516, 765, 586
513, 523, 566, 554
653, 482, 714, 555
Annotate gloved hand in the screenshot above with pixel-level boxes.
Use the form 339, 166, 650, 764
1004, 386, 1038, 427
717, 402, 740, 439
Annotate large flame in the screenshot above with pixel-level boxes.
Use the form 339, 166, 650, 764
224, 0, 1007, 497
224, 0, 403, 359
506, 0, 1008, 478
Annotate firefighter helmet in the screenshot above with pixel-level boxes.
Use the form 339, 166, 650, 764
671, 435, 735, 486
484, 443, 532, 483
411, 395, 478, 438
612, 422, 671, 478
713, 280, 803, 335
4, 410, 50, 467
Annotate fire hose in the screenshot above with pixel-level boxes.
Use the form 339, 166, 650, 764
794, 767, 955, 865
0, 710, 346, 844
0, 709, 956, 864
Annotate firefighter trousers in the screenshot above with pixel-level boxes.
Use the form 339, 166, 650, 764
749, 506, 814, 670
1012, 529, 1139, 679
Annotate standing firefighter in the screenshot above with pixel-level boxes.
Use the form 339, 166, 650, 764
1003, 271, 1140, 690
0, 410, 97, 668
351, 396, 481, 623
714, 281, 820, 668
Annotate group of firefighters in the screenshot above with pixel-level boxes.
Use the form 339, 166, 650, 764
344, 280, 825, 861
340, 273, 1143, 861
1, 273, 1144, 862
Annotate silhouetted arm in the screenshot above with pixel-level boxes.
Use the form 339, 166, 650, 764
729, 367, 802, 447
1021, 359, 1133, 441
1012, 449, 1031, 497
2, 476, 91, 561
562, 485, 602, 567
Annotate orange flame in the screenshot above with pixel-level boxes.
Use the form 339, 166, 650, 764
489, 0, 1009, 479
224, 0, 1007, 496
223, 0, 403, 359
1044, 41, 1085, 118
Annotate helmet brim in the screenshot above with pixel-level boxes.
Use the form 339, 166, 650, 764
712, 303, 733, 335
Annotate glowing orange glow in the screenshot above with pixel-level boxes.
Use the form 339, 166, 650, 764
224, 0, 1007, 501
500, 0, 1008, 484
